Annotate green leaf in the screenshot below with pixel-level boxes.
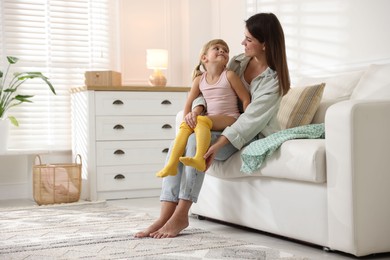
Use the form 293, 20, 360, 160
7, 56, 19, 64
16, 72, 56, 95
0, 70, 3, 79
17, 73, 41, 81
41, 76, 56, 95
8, 116, 19, 127
15, 95, 34, 102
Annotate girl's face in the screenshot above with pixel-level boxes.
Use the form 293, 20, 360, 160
241, 28, 264, 57
203, 44, 229, 66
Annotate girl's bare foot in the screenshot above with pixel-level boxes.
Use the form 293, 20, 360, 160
150, 214, 189, 238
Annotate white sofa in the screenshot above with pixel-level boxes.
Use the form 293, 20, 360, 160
190, 63, 390, 257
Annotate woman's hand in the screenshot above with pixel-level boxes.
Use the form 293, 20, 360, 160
184, 111, 199, 129
204, 135, 229, 170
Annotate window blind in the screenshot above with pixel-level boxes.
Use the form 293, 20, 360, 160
0, 0, 117, 151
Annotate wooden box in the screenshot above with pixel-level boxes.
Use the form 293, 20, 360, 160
85, 71, 122, 87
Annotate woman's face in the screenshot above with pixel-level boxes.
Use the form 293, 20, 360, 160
241, 28, 264, 57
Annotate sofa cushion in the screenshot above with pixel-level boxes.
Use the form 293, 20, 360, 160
277, 83, 325, 129
207, 139, 326, 184
296, 70, 364, 100
351, 63, 390, 100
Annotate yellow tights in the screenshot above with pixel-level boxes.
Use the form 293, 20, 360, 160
156, 116, 213, 177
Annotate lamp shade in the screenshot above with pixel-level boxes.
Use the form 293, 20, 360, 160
146, 49, 168, 69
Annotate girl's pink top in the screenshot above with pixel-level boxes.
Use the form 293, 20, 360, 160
199, 70, 240, 118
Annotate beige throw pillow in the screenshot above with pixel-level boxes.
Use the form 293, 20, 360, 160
278, 83, 326, 129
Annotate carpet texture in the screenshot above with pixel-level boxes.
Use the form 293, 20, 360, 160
0, 201, 307, 259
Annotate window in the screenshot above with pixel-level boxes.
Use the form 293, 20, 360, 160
0, 0, 118, 151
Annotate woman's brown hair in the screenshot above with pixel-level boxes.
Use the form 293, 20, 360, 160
246, 13, 290, 96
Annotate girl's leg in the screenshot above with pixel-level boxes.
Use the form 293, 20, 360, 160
179, 116, 213, 172
157, 122, 193, 177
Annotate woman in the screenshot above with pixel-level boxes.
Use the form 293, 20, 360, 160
135, 12, 290, 239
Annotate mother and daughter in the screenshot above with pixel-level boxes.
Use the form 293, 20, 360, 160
135, 12, 290, 239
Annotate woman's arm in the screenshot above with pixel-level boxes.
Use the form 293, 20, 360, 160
204, 135, 229, 170
204, 82, 280, 168
223, 76, 281, 150
226, 70, 251, 111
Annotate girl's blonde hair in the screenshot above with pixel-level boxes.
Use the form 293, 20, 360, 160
191, 39, 229, 81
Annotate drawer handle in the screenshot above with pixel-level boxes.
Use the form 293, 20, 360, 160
114, 149, 125, 155
161, 124, 172, 129
113, 124, 124, 130
162, 148, 169, 153
114, 174, 125, 180
161, 99, 172, 105
113, 100, 124, 105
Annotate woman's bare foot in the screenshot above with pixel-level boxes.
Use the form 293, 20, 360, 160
136, 199, 192, 238
150, 207, 190, 238
134, 201, 177, 238
134, 219, 166, 238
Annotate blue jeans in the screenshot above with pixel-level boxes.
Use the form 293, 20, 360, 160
160, 131, 238, 203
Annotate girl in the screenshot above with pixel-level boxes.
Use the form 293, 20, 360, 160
156, 39, 250, 177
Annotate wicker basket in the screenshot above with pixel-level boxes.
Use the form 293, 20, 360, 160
33, 154, 82, 205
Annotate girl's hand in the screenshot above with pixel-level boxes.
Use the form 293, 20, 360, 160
184, 111, 199, 128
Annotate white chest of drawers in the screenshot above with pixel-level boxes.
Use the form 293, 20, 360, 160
71, 86, 188, 200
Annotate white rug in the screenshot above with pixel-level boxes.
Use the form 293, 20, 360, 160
0, 201, 308, 259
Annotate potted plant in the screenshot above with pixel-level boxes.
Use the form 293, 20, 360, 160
0, 56, 56, 126
0, 56, 56, 151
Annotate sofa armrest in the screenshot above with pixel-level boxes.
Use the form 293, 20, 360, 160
325, 100, 390, 256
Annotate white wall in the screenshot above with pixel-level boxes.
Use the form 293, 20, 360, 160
0, 152, 71, 200
119, 0, 246, 87
120, 0, 390, 85
248, 0, 390, 78
0, 155, 31, 199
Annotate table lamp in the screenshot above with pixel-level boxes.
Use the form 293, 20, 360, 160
146, 49, 168, 86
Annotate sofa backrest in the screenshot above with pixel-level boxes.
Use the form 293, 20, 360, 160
294, 70, 364, 124
350, 63, 390, 100
311, 63, 390, 123
296, 70, 364, 101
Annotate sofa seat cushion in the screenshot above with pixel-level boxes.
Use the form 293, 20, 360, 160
207, 139, 326, 183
